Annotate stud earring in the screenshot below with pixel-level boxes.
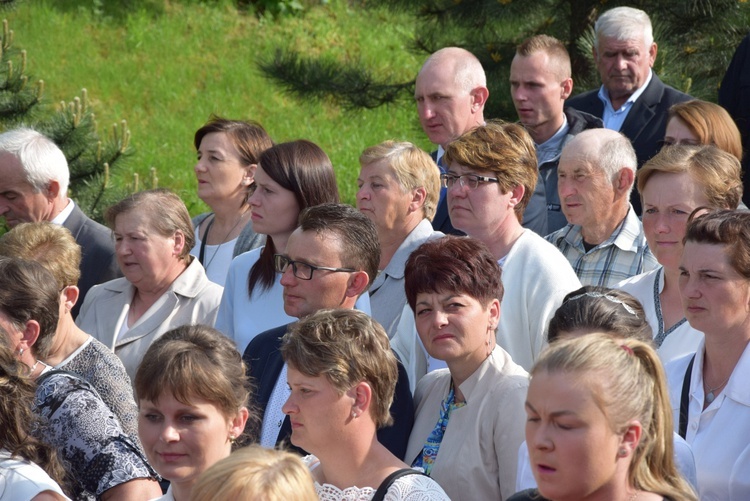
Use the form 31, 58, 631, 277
351, 410, 358, 419
229, 435, 236, 445
618, 448, 627, 457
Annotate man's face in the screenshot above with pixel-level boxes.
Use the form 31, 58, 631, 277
595, 35, 656, 103
557, 148, 617, 231
510, 52, 571, 141
0, 152, 55, 227
415, 62, 478, 147
280, 228, 357, 319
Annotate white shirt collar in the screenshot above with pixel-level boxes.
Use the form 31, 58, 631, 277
51, 199, 75, 225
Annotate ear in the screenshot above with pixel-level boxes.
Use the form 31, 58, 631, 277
229, 407, 250, 439
62, 285, 80, 311
172, 230, 186, 256
508, 183, 526, 209
561, 77, 574, 100
470, 86, 490, 112
618, 420, 643, 459
487, 298, 501, 330
615, 168, 635, 197
243, 163, 258, 186
46, 180, 61, 201
350, 380, 373, 418
19, 319, 40, 352
648, 43, 658, 67
409, 186, 427, 213
345, 270, 370, 299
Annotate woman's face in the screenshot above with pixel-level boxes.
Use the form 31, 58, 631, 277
641, 171, 710, 270
525, 370, 628, 501
663, 117, 700, 148
414, 290, 499, 369
356, 160, 419, 232
114, 211, 185, 291
138, 392, 245, 489
679, 241, 750, 335
248, 165, 300, 243
194, 132, 252, 207
282, 366, 355, 454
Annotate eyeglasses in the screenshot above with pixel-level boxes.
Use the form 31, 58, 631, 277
440, 173, 500, 189
274, 254, 356, 281
658, 138, 701, 148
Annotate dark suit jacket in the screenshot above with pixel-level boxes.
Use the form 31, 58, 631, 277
431, 150, 549, 236
244, 323, 415, 460
566, 73, 692, 213
62, 204, 120, 319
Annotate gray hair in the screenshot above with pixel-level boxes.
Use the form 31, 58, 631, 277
594, 6, 653, 51
0, 128, 69, 196
598, 133, 637, 195
421, 47, 487, 93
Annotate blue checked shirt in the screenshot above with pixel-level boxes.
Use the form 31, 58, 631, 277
545, 206, 658, 287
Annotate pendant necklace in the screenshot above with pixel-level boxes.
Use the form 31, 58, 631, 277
705, 375, 730, 404
203, 210, 248, 271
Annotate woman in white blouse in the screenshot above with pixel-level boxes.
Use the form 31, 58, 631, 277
617, 145, 742, 363
281, 309, 449, 501
665, 210, 750, 499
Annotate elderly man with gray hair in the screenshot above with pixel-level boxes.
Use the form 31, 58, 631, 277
566, 6, 691, 213
545, 128, 658, 287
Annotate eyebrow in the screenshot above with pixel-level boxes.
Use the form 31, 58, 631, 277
524, 401, 577, 418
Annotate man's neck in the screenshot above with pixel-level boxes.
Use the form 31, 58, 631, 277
528, 115, 566, 145
49, 198, 72, 223
580, 202, 629, 246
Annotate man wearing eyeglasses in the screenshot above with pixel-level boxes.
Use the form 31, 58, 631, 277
545, 128, 658, 287
242, 203, 414, 458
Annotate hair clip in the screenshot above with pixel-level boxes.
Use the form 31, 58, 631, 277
566, 291, 639, 318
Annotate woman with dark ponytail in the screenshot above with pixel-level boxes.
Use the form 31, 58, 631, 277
511, 334, 697, 501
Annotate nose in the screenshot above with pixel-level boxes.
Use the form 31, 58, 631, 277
247, 189, 260, 207
194, 157, 207, 174
614, 54, 628, 71
159, 423, 180, 443
529, 421, 553, 451
679, 274, 701, 300
279, 265, 297, 287
654, 212, 670, 234
419, 101, 435, 121
282, 394, 297, 415
356, 185, 369, 203
447, 178, 468, 199
431, 309, 449, 328
115, 239, 131, 257
557, 177, 575, 199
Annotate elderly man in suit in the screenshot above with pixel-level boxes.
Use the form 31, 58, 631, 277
415, 47, 548, 236
566, 6, 691, 213
0, 128, 119, 318
243, 203, 414, 459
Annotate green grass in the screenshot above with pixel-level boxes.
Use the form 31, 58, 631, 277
4, 0, 431, 212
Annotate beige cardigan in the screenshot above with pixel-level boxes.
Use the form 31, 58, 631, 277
404, 346, 529, 500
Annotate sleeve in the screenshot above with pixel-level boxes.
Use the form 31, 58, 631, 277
35, 374, 157, 497
494, 382, 530, 500
385, 473, 451, 501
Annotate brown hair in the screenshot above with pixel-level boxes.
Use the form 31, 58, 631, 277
404, 235, 502, 311
443, 120, 538, 221
548, 286, 652, 344
281, 309, 398, 428
0, 333, 69, 493
637, 144, 742, 210
684, 210, 750, 280
531, 334, 697, 501
191, 445, 316, 501
194, 116, 273, 166
668, 100, 743, 161
515, 34, 571, 80
134, 325, 254, 438
0, 257, 59, 359
359, 140, 441, 221
297, 203, 380, 292
0, 222, 81, 289
105, 188, 195, 261
248, 140, 340, 297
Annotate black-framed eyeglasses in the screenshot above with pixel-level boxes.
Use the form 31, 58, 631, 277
440, 173, 500, 189
274, 254, 356, 280
657, 138, 701, 149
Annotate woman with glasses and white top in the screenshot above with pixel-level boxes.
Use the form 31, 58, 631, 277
440, 120, 580, 371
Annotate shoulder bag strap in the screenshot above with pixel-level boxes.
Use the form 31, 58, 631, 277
678, 355, 696, 439
372, 468, 427, 501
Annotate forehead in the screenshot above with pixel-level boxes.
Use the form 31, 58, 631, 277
286, 228, 343, 263
446, 162, 495, 177
415, 61, 466, 96
199, 131, 233, 151
510, 52, 558, 80
682, 241, 731, 268
0, 153, 34, 191
598, 35, 646, 53
114, 209, 155, 232
528, 370, 603, 414
359, 159, 396, 179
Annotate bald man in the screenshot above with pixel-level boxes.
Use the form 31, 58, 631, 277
415, 47, 548, 236
545, 128, 657, 286
510, 35, 602, 233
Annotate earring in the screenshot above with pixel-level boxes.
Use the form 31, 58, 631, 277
351, 410, 358, 419
618, 448, 627, 457
229, 435, 236, 445
18, 348, 23, 358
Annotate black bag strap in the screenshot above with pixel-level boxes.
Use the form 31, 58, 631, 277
678, 354, 696, 439
198, 215, 215, 265
372, 469, 427, 501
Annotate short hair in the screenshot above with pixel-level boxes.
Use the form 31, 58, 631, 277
668, 100, 743, 161
570, 129, 637, 193
515, 34, 572, 80
248, 140, 340, 296
281, 309, 398, 428
531, 334, 696, 500
0, 222, 82, 289
359, 140, 440, 221
0, 258, 59, 359
297, 203, 380, 292
134, 325, 252, 428
193, 116, 274, 167
594, 6, 654, 50
637, 144, 742, 210
191, 445, 317, 501
105, 188, 194, 261
420, 47, 487, 93
684, 210, 750, 280
0, 128, 69, 196
547, 286, 652, 344
443, 120, 538, 220
404, 235, 502, 311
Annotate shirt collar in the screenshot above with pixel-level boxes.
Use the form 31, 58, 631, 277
597, 70, 653, 111
51, 199, 74, 225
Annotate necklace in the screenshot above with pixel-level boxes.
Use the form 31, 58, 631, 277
202, 209, 248, 271
705, 374, 730, 404
30, 359, 52, 378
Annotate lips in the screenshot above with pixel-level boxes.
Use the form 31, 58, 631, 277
157, 452, 188, 463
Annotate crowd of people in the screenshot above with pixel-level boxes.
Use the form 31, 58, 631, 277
0, 5, 748, 501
